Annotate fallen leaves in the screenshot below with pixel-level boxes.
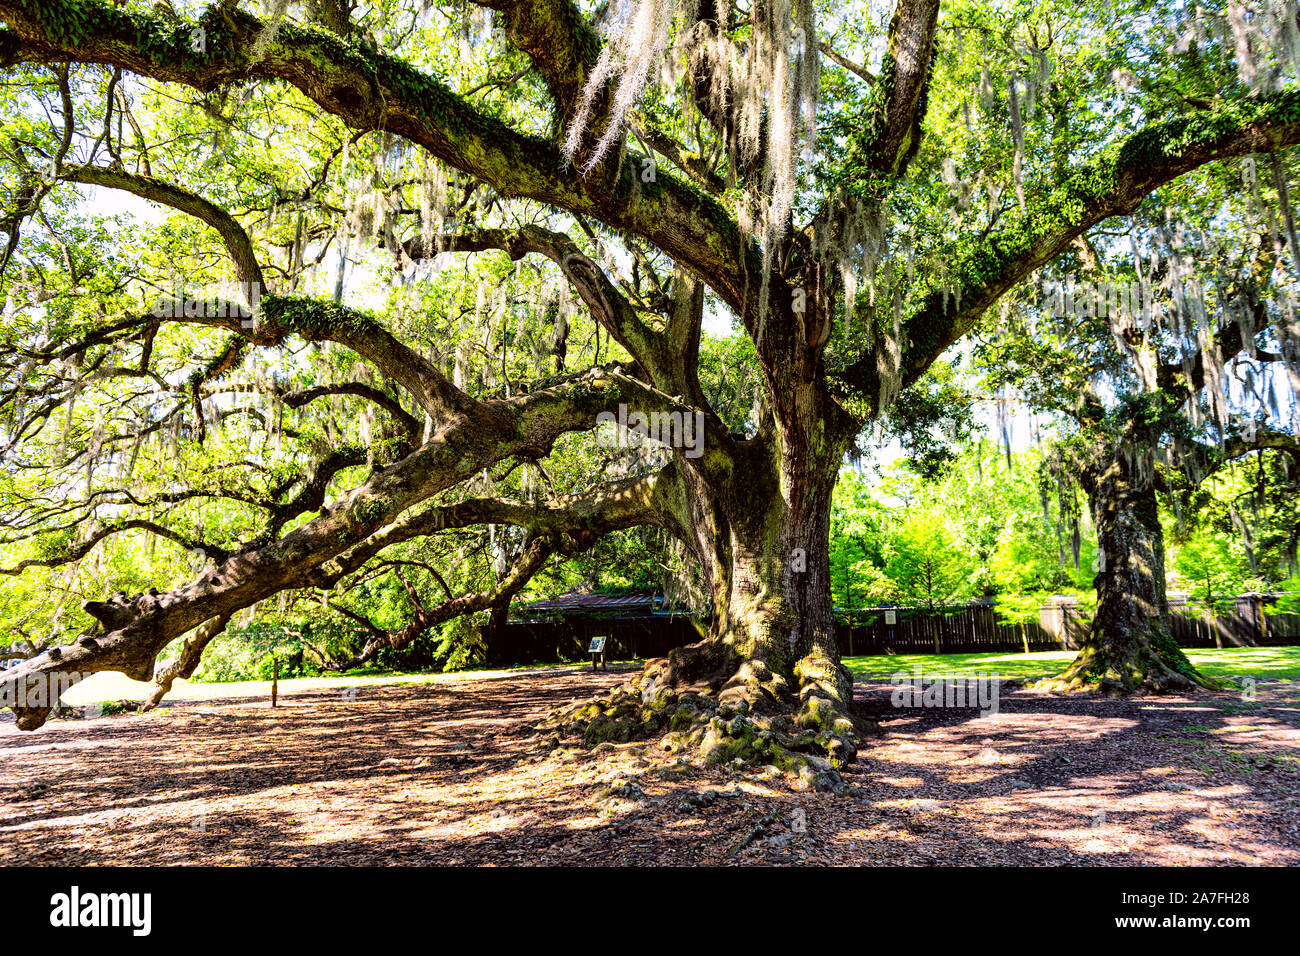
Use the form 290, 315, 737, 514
0, 672, 1296, 866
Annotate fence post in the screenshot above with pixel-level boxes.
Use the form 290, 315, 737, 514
1234, 594, 1264, 647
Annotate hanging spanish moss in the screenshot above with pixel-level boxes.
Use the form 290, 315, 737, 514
248, 0, 290, 67
564, 0, 819, 342
564, 0, 682, 171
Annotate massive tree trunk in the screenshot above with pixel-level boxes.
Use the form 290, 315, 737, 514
556, 458, 864, 788
711, 426, 853, 722
1047, 451, 1214, 693
553, 326, 867, 789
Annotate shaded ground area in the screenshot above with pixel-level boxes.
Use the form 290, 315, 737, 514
2, 670, 1298, 865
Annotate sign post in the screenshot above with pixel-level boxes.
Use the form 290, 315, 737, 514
588, 636, 607, 672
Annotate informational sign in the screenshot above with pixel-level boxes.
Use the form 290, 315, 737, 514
884, 610, 897, 625
588, 636, 607, 654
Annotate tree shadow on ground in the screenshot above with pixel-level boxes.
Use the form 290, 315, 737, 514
1, 671, 1296, 865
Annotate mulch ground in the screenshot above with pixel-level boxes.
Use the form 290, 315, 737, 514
2, 669, 1298, 865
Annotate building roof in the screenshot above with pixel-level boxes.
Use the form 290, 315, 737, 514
520, 591, 660, 614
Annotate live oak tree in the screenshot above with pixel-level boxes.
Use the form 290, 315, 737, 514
976, 144, 1300, 691
4, 0, 1300, 784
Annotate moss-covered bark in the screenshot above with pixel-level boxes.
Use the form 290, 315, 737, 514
545, 316, 871, 789
1042, 455, 1217, 694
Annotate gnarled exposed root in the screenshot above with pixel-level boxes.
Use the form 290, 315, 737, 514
1033, 631, 1222, 695
537, 639, 876, 793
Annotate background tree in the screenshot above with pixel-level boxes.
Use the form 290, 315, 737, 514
1171, 527, 1246, 615
975, 123, 1300, 690
884, 512, 974, 651
828, 469, 893, 625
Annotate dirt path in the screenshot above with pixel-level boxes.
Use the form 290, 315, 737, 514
2, 671, 1297, 865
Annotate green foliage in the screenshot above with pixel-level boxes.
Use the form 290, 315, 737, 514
1266, 590, 1300, 618
384, 617, 486, 673
828, 469, 894, 609
1171, 528, 1248, 616
190, 623, 314, 682
884, 513, 975, 611
191, 634, 303, 683
830, 439, 1093, 613
876, 359, 981, 481
994, 590, 1048, 629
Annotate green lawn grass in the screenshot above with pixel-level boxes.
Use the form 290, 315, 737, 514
58, 658, 607, 707
844, 646, 1300, 681
46, 646, 1300, 709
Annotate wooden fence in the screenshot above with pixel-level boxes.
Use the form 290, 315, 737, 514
488, 614, 707, 667
834, 595, 1300, 656
494, 595, 1300, 665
